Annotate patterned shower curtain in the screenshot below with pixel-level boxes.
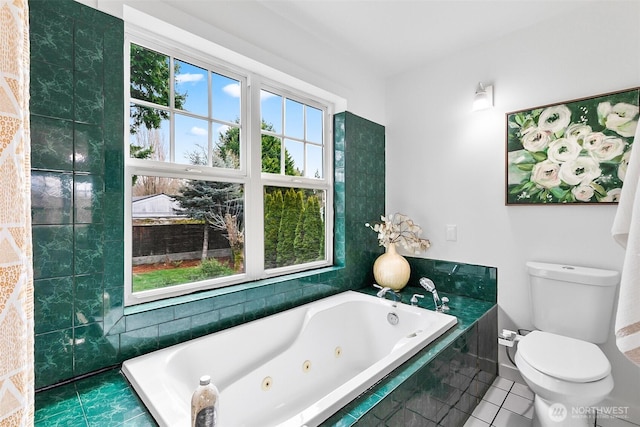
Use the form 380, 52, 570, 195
0, 0, 34, 425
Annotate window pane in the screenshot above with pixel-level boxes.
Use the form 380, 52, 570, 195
212, 73, 241, 123
285, 98, 304, 139
264, 186, 326, 269
129, 104, 170, 161
132, 175, 245, 293
174, 59, 208, 116
284, 139, 303, 176
306, 106, 323, 144
175, 114, 209, 165
261, 134, 281, 174
306, 144, 323, 179
130, 44, 170, 106
261, 90, 282, 134
214, 123, 240, 169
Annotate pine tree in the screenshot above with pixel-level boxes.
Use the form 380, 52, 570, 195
173, 179, 242, 262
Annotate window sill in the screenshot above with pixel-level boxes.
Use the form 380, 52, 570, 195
123, 265, 344, 315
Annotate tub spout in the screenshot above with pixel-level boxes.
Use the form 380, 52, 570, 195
419, 277, 443, 312
373, 284, 401, 304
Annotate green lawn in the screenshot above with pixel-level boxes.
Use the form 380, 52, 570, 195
132, 259, 236, 292
133, 266, 202, 292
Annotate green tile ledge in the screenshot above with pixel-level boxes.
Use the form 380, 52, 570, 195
125, 265, 344, 315
35, 288, 494, 427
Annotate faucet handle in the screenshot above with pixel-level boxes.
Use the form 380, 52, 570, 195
372, 283, 383, 290
441, 296, 450, 312
410, 294, 424, 306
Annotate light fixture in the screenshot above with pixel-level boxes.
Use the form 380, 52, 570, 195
472, 82, 493, 111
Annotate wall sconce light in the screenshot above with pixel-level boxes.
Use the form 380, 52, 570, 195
472, 82, 493, 111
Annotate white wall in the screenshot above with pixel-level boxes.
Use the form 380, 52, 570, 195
385, 1, 640, 417
78, 0, 387, 125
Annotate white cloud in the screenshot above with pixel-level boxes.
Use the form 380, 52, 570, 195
217, 125, 230, 137
260, 90, 276, 101
175, 73, 204, 84
190, 126, 207, 136
223, 83, 241, 98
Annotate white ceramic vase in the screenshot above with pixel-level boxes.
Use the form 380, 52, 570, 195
373, 243, 410, 291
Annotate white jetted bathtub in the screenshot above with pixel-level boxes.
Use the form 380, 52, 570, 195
122, 290, 457, 427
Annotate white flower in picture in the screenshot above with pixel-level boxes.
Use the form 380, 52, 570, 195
572, 185, 595, 202
538, 105, 571, 134
588, 136, 625, 162
547, 138, 581, 163
559, 157, 602, 186
531, 160, 561, 189
522, 127, 551, 152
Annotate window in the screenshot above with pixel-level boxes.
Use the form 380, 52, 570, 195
125, 37, 333, 305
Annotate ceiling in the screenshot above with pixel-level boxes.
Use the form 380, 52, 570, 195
160, 0, 598, 78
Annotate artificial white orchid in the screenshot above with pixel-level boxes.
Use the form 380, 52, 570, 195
365, 213, 431, 253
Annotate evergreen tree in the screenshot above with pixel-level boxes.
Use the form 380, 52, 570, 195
173, 179, 242, 262
276, 189, 303, 266
294, 195, 324, 263
129, 44, 186, 134
129, 44, 187, 183
216, 120, 298, 175
264, 190, 284, 268
174, 144, 243, 265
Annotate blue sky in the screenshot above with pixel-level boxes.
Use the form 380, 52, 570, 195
171, 60, 324, 177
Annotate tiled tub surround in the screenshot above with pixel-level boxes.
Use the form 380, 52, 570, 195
122, 291, 457, 426
35, 290, 497, 426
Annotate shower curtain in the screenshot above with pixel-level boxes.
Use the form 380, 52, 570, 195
0, 0, 34, 424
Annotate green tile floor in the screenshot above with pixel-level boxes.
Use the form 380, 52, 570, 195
35, 369, 155, 426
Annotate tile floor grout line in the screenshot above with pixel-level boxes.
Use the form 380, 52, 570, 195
491, 380, 513, 427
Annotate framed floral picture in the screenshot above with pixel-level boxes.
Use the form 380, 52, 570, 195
506, 87, 639, 204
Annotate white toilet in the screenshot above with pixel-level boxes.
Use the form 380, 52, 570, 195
515, 261, 620, 427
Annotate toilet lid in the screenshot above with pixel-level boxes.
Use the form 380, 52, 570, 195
518, 331, 611, 383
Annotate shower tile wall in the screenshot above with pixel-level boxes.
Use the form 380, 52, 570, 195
30, 0, 124, 388
31, 0, 386, 389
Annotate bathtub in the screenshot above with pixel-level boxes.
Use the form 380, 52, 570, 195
122, 290, 457, 426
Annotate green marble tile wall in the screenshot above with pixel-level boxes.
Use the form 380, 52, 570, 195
30, 0, 125, 389
30, 0, 387, 390
408, 259, 498, 303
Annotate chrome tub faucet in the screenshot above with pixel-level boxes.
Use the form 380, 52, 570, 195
419, 277, 448, 312
373, 284, 401, 305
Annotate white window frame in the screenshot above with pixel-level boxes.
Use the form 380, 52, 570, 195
124, 26, 334, 306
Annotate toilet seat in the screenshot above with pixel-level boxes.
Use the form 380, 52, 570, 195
518, 330, 610, 383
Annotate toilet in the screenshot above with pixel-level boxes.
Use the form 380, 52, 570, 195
515, 261, 620, 427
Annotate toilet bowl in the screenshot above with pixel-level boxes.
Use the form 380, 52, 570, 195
516, 262, 620, 427
515, 330, 614, 427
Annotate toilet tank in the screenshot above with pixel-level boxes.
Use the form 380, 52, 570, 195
526, 261, 619, 344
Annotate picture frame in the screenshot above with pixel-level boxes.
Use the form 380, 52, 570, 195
506, 87, 640, 205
